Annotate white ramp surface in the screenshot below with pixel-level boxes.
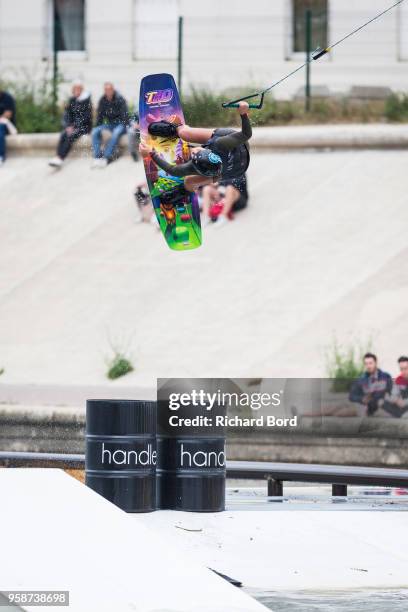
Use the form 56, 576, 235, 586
0, 469, 267, 612
144, 506, 408, 591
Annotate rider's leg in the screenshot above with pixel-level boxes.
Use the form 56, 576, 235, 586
177, 125, 213, 144
147, 118, 213, 143
201, 184, 219, 218
219, 184, 240, 218
184, 175, 212, 191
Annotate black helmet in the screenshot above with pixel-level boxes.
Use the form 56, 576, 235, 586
191, 149, 222, 177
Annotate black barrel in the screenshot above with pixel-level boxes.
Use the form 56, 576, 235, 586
157, 382, 226, 512
85, 399, 156, 513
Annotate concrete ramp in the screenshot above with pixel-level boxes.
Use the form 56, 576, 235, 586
0, 150, 407, 389
0, 469, 267, 611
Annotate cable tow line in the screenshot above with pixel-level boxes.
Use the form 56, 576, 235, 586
222, 0, 406, 109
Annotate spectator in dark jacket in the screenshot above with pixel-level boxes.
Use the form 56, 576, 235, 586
349, 353, 392, 416
49, 80, 92, 168
0, 89, 17, 165
91, 82, 128, 168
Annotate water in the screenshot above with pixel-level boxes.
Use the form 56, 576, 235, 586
252, 590, 408, 611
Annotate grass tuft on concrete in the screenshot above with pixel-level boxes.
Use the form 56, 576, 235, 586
325, 337, 372, 393
106, 352, 134, 380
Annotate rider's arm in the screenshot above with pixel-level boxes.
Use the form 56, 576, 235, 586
215, 114, 252, 152
151, 151, 197, 177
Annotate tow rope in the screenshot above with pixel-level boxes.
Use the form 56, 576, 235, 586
222, 0, 406, 109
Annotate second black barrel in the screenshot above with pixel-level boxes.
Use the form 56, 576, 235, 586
157, 383, 226, 512
85, 399, 157, 513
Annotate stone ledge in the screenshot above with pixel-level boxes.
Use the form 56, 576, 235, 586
1, 406, 407, 466
6, 123, 408, 155
6, 132, 128, 156
252, 123, 408, 149
229, 416, 408, 438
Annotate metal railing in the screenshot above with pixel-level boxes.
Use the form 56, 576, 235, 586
1, 451, 408, 497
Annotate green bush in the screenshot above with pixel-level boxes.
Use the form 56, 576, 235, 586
1, 73, 62, 133
325, 338, 372, 393
0, 368, 4, 376
3, 79, 408, 133
187, 88, 298, 127
310, 99, 331, 122
384, 93, 408, 122
183, 87, 227, 127
182, 88, 301, 127
181, 88, 390, 127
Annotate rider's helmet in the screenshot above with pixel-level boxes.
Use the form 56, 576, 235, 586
191, 149, 223, 177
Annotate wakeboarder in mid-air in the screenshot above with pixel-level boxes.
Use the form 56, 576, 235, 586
139, 101, 252, 203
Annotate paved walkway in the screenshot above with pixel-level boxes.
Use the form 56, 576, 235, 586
0, 150, 407, 396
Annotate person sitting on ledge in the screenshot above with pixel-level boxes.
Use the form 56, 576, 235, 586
91, 82, 128, 169
49, 80, 92, 168
348, 353, 392, 417
0, 87, 17, 166
292, 353, 393, 419
382, 356, 408, 418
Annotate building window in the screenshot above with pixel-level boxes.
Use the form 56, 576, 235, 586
54, 0, 85, 51
399, 2, 408, 60
133, 0, 178, 60
292, 0, 328, 54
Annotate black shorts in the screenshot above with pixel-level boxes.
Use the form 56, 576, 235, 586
219, 176, 248, 211
212, 128, 235, 138
232, 193, 248, 211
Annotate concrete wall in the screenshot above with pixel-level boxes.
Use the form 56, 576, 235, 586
0, 0, 408, 101
2, 406, 408, 467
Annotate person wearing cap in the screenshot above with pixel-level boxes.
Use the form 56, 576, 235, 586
49, 80, 92, 168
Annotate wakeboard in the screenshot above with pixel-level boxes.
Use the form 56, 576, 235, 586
139, 73, 202, 251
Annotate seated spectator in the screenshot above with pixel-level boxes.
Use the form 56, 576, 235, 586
200, 174, 248, 228
0, 88, 17, 165
49, 80, 92, 168
349, 353, 392, 416
382, 356, 408, 418
127, 111, 140, 162
91, 82, 128, 168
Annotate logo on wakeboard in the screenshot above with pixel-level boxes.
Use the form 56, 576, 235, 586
145, 89, 173, 105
